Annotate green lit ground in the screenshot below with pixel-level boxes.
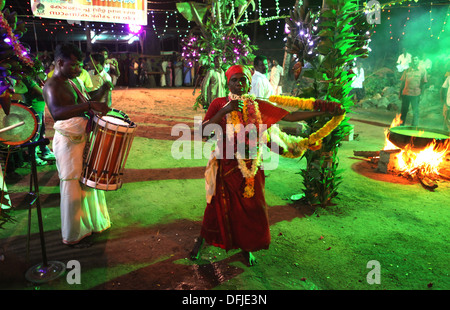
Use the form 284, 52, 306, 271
0, 88, 449, 291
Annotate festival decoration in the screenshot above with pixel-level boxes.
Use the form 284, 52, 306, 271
0, 6, 41, 100
284, 0, 372, 207
177, 1, 259, 111
268, 95, 346, 159
177, 1, 257, 69
0, 1, 43, 229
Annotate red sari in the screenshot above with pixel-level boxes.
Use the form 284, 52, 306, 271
200, 97, 289, 252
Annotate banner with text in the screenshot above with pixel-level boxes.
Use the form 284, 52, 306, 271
30, 0, 148, 25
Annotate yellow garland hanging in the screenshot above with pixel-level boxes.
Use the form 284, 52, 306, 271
226, 93, 265, 198
268, 95, 346, 158
225, 94, 346, 198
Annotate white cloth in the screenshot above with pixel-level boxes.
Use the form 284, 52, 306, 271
53, 117, 110, 244
204, 153, 218, 204
351, 67, 365, 89
396, 53, 411, 72
161, 61, 168, 87
270, 65, 283, 95
419, 59, 432, 72
174, 61, 183, 87
443, 76, 450, 107
88, 70, 112, 107
249, 71, 274, 99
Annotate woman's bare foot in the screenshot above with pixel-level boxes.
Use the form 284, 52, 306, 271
242, 251, 257, 266
190, 236, 204, 260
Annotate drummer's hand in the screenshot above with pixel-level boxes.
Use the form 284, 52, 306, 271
89, 101, 110, 115
103, 81, 114, 90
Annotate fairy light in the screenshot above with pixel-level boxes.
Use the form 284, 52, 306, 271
429, 2, 434, 37
217, 0, 222, 28
258, 0, 262, 20
437, 5, 449, 40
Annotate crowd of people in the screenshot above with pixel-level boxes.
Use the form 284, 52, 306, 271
347, 47, 450, 131
199, 55, 285, 111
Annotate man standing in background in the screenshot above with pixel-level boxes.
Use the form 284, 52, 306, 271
441, 72, 450, 131
270, 59, 284, 96
249, 55, 274, 99
399, 56, 427, 127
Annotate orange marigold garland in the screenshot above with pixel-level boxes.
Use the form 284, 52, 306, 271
225, 93, 346, 198
226, 93, 265, 198
268, 95, 346, 159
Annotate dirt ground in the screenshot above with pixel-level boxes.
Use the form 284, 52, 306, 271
0, 87, 449, 295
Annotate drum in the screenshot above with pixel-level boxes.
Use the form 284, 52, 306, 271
107, 108, 130, 121
80, 112, 136, 191
0, 101, 39, 146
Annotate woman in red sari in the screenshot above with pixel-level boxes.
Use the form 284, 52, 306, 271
191, 65, 327, 266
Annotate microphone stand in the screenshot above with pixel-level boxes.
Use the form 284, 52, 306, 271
23, 138, 66, 284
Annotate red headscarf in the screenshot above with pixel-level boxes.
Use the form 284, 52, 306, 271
225, 65, 252, 84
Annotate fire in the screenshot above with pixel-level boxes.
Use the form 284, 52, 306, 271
383, 114, 402, 151
383, 114, 450, 178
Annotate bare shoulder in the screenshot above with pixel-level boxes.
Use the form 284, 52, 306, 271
43, 77, 75, 106
43, 76, 66, 93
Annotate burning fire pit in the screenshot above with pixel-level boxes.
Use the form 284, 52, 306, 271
387, 126, 450, 150
354, 115, 450, 190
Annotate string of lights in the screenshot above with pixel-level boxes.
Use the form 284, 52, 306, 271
5, 1, 449, 43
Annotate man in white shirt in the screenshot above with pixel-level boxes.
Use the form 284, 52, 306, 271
441, 73, 450, 131
270, 59, 284, 95
99, 47, 120, 86
88, 53, 113, 107
396, 48, 411, 73
249, 55, 274, 99
351, 62, 365, 102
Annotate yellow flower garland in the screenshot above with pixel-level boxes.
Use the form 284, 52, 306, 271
226, 93, 265, 198
225, 94, 346, 198
268, 95, 346, 159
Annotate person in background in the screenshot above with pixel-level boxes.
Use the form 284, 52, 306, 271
441, 72, 450, 132
350, 61, 365, 103
99, 47, 120, 86
200, 56, 227, 111
249, 55, 274, 99
399, 55, 427, 126
269, 59, 284, 95
22, 72, 56, 163
161, 57, 168, 87
396, 48, 411, 73
128, 57, 138, 87
88, 53, 113, 107
174, 56, 183, 87
418, 52, 432, 73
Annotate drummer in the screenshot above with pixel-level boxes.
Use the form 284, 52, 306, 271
43, 43, 112, 247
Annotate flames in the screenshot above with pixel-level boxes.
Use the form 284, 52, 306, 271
383, 115, 450, 179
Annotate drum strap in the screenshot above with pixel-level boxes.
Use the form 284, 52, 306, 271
68, 79, 95, 133
68, 79, 90, 103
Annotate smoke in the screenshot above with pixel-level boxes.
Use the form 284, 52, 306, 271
368, 3, 449, 83
400, 4, 449, 70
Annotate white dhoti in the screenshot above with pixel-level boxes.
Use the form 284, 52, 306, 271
53, 117, 110, 244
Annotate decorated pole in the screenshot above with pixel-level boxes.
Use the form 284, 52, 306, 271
284, 0, 372, 207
